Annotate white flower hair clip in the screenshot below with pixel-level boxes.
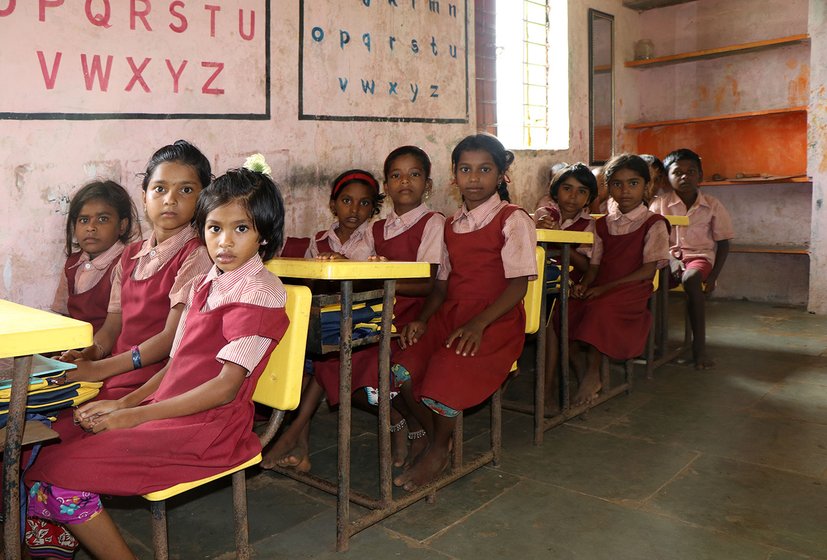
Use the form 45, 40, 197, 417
243, 153, 272, 176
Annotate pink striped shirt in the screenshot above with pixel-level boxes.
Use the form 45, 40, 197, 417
438, 195, 538, 281
170, 254, 287, 374
108, 226, 212, 312
306, 220, 375, 261
379, 204, 446, 265
51, 241, 125, 315
591, 203, 670, 267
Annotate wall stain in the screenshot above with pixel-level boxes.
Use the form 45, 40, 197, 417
788, 63, 810, 107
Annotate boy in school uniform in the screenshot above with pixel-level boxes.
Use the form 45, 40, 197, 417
650, 148, 734, 370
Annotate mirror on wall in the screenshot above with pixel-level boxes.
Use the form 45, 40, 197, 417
588, 9, 614, 165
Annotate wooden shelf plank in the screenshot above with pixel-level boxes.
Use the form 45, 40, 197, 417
625, 34, 809, 68
701, 176, 812, 186
625, 107, 806, 129
730, 244, 809, 255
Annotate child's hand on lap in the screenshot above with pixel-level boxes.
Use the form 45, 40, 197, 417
583, 285, 608, 300
399, 320, 426, 348
571, 283, 587, 299
446, 320, 485, 357
89, 408, 143, 433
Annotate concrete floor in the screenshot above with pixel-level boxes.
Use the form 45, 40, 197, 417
84, 300, 827, 559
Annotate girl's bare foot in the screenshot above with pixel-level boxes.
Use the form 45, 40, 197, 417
393, 445, 450, 491
694, 354, 715, 370
261, 423, 310, 471
390, 418, 409, 468
572, 373, 601, 407
273, 446, 311, 473
404, 429, 428, 469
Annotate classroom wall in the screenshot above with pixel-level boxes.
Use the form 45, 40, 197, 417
808, 0, 827, 313
0, 1, 476, 309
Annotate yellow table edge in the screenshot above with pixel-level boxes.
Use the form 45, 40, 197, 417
590, 213, 689, 226
535, 229, 594, 244
265, 258, 430, 280
0, 300, 93, 358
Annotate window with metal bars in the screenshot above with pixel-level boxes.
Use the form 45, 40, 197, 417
488, 0, 568, 149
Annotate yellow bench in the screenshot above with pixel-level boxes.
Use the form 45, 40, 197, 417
143, 284, 312, 560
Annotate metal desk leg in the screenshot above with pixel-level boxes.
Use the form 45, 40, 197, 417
336, 281, 353, 552
378, 280, 396, 505
559, 245, 572, 411
533, 245, 548, 446
3, 355, 32, 560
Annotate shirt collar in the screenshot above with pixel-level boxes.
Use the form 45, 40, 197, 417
202, 253, 264, 288
665, 190, 710, 211
323, 219, 371, 242
133, 225, 198, 259
608, 202, 648, 222
454, 194, 503, 223
69, 241, 125, 270
385, 204, 429, 229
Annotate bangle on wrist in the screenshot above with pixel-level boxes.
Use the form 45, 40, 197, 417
131, 345, 142, 370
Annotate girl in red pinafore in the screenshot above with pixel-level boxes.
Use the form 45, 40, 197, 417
61, 141, 213, 400
24, 142, 213, 559
392, 134, 537, 491
261, 169, 384, 473
534, 163, 598, 413
26, 164, 290, 560
304, 168, 383, 260
568, 154, 670, 407
51, 180, 140, 333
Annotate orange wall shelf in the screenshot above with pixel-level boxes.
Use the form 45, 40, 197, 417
630, 109, 807, 180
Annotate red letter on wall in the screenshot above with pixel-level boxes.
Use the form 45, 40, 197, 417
130, 0, 152, 31
37, 50, 62, 89
169, 0, 187, 33
39, 0, 64, 22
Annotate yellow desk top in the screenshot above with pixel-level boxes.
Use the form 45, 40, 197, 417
536, 229, 594, 244
0, 300, 93, 359
265, 258, 430, 281
590, 213, 689, 227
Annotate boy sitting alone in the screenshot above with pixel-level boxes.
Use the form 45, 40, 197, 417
650, 148, 734, 369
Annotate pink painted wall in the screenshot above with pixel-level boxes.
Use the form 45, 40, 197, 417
0, 1, 475, 309
807, 0, 827, 313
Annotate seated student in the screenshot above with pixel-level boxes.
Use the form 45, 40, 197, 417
534, 161, 569, 212
391, 134, 537, 491
640, 154, 670, 204
650, 148, 733, 369
305, 169, 383, 260
61, 140, 213, 401
262, 170, 384, 472
568, 154, 670, 406
588, 165, 609, 213
24, 163, 290, 560
52, 180, 140, 332
534, 163, 598, 412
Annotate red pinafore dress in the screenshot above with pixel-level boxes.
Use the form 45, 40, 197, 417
26, 278, 289, 495
394, 205, 527, 411
314, 231, 334, 255
567, 214, 667, 360
313, 213, 436, 405
64, 252, 121, 333
101, 237, 202, 400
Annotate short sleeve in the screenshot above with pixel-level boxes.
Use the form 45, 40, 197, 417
710, 199, 735, 242
168, 246, 213, 308
416, 214, 447, 264
107, 260, 123, 314
502, 210, 538, 278
643, 219, 671, 268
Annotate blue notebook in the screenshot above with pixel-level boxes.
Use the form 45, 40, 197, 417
0, 354, 77, 390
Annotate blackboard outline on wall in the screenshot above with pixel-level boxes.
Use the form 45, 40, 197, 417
0, 1, 271, 121
297, 0, 469, 124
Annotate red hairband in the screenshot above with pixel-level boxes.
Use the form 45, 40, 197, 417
333, 172, 379, 197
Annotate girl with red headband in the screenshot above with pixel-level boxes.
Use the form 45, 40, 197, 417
305, 169, 384, 259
